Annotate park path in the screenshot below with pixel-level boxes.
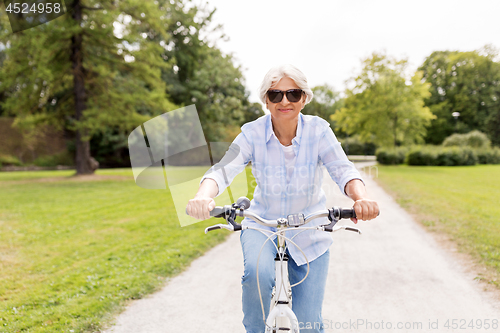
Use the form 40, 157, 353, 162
104, 164, 500, 333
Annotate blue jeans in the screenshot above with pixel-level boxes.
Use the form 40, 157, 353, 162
240, 228, 330, 333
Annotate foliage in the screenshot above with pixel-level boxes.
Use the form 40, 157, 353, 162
375, 147, 409, 165
159, 3, 256, 143
90, 129, 130, 168
442, 130, 491, 148
0, 0, 254, 171
0, 0, 181, 174
375, 165, 500, 287
331, 52, 435, 148
406, 146, 478, 166
0, 154, 23, 166
33, 151, 74, 167
339, 135, 376, 155
302, 84, 344, 130
476, 147, 500, 164
376, 144, 500, 166
184, 48, 251, 143
243, 102, 265, 124
418, 46, 500, 145
0, 117, 67, 164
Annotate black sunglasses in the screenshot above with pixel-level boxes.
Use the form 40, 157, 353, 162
267, 89, 304, 103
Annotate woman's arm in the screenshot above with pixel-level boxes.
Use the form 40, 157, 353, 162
187, 132, 253, 220
345, 179, 379, 223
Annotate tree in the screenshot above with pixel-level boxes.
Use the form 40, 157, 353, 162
159, 3, 255, 143
90, 1, 256, 165
0, 0, 177, 174
419, 46, 500, 145
331, 52, 435, 148
302, 84, 344, 131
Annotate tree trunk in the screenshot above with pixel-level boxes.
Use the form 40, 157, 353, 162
71, 0, 97, 175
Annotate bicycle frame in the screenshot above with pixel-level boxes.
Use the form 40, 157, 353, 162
265, 223, 300, 332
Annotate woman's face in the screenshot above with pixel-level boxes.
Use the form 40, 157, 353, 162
266, 77, 306, 123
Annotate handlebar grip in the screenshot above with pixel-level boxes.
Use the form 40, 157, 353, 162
340, 208, 356, 219
209, 207, 226, 218
236, 197, 251, 209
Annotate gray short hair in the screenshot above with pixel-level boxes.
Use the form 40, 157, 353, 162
259, 64, 314, 105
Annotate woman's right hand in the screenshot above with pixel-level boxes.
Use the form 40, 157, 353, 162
186, 195, 216, 220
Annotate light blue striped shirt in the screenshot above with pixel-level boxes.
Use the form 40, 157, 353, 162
202, 113, 363, 265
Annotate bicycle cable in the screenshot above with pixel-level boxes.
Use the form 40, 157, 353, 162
252, 227, 311, 323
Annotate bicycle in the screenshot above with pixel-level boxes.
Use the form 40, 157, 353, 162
205, 197, 362, 333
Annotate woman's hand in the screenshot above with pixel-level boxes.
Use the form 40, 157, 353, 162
186, 195, 216, 220
186, 178, 219, 220
344, 179, 379, 223
352, 198, 379, 224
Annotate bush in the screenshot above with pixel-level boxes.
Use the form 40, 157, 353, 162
436, 147, 477, 166
407, 146, 478, 166
0, 154, 23, 167
378, 144, 499, 166
406, 146, 438, 166
376, 147, 408, 165
477, 148, 500, 164
33, 151, 74, 167
340, 136, 376, 155
442, 130, 491, 148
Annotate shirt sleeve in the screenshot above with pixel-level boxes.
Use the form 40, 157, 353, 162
318, 128, 364, 196
200, 132, 253, 197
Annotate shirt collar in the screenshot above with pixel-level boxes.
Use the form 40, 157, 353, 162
265, 113, 303, 145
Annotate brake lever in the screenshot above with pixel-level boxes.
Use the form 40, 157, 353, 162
205, 224, 235, 234
332, 225, 361, 234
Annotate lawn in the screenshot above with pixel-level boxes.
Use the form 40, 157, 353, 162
0, 167, 253, 332
374, 164, 500, 284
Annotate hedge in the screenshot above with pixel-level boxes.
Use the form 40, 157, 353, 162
376, 146, 500, 166
339, 136, 376, 156
406, 146, 477, 166
476, 148, 500, 164
375, 147, 409, 165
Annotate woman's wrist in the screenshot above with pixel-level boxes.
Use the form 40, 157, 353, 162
345, 179, 367, 201
196, 178, 219, 199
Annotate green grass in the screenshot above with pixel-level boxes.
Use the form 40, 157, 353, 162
0, 167, 254, 332
374, 165, 500, 284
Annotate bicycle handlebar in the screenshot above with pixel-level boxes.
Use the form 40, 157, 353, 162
204, 197, 360, 234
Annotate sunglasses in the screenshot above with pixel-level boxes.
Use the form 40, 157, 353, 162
267, 89, 304, 103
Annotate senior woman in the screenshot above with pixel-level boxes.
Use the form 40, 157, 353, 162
186, 64, 379, 333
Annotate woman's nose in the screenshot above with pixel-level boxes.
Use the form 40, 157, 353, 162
280, 94, 290, 105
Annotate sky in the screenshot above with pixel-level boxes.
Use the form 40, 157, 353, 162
198, 0, 500, 105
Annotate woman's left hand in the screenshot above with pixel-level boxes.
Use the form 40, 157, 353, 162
352, 198, 379, 224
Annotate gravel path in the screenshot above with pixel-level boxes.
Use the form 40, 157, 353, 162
104, 165, 500, 333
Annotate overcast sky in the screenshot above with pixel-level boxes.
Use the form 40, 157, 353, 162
200, 0, 500, 105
